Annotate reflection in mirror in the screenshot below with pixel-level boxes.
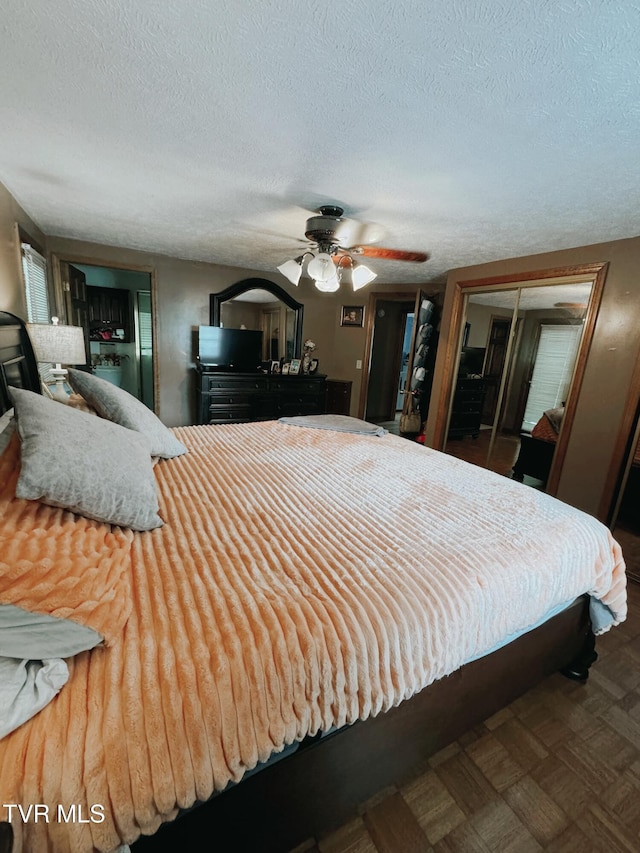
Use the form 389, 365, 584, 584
444, 288, 518, 471
444, 281, 593, 487
210, 279, 304, 360
611, 414, 640, 584
220, 290, 296, 362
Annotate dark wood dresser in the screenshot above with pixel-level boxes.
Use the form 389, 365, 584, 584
326, 379, 352, 416
448, 378, 487, 439
196, 370, 327, 425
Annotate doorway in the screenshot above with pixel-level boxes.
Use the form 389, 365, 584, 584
482, 317, 512, 424
396, 312, 414, 411
364, 299, 415, 423
52, 256, 156, 411
359, 290, 441, 434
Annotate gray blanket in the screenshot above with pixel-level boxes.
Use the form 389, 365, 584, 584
278, 414, 388, 436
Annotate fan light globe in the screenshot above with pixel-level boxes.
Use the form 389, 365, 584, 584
306, 253, 334, 282
314, 275, 340, 293
277, 258, 303, 286
352, 264, 377, 291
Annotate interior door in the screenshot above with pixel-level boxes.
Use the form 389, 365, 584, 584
366, 300, 413, 421
481, 317, 510, 423
61, 261, 90, 362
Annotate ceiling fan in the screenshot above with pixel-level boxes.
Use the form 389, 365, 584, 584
277, 205, 430, 292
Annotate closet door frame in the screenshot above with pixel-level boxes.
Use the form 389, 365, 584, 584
430, 262, 608, 496
600, 347, 640, 524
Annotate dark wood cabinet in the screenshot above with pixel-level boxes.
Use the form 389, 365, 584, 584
448, 378, 486, 439
326, 379, 352, 415
196, 370, 327, 425
87, 285, 132, 342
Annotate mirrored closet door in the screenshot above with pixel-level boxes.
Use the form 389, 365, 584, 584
432, 263, 607, 495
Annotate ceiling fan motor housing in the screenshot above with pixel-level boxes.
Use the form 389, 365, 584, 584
305, 206, 351, 250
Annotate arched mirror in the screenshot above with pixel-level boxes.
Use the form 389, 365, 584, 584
210, 279, 304, 362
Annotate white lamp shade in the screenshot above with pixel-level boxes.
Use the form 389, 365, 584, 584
277, 259, 302, 286
352, 264, 377, 291
306, 253, 335, 283
27, 322, 87, 365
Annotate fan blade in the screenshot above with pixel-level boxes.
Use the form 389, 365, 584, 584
351, 246, 430, 263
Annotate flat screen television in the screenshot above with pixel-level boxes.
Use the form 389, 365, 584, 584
198, 327, 263, 371
458, 346, 486, 377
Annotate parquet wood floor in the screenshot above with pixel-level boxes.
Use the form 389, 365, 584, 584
290, 581, 640, 853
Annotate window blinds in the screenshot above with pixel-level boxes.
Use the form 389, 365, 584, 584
521, 324, 582, 432
21, 243, 55, 385
21, 243, 50, 323
137, 292, 153, 352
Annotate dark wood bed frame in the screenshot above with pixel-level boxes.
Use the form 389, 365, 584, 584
0, 311, 597, 853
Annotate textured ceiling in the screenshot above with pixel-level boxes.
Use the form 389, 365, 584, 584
1, 1, 639, 285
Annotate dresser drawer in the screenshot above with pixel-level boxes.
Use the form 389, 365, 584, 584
455, 390, 485, 404
204, 376, 268, 393
455, 399, 483, 414
205, 404, 253, 424
279, 398, 326, 417
205, 391, 254, 406
270, 378, 324, 394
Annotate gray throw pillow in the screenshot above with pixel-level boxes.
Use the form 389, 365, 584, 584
67, 369, 187, 459
10, 387, 163, 531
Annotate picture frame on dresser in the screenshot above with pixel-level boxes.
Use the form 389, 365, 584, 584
289, 359, 301, 375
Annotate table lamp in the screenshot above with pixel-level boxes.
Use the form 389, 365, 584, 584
26, 317, 87, 403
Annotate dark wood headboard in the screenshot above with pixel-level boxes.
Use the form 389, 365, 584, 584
0, 311, 41, 415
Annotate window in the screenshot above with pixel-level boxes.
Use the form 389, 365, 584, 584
521, 324, 583, 432
21, 242, 51, 323
21, 241, 54, 387
137, 291, 153, 352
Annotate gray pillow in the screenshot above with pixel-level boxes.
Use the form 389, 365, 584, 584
67, 369, 187, 459
10, 387, 163, 531
0, 603, 101, 658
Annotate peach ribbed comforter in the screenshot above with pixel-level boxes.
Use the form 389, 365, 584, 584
0, 421, 627, 853
0, 434, 133, 644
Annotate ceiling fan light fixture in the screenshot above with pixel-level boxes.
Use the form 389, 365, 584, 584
306, 252, 335, 282
352, 263, 377, 291
276, 258, 303, 286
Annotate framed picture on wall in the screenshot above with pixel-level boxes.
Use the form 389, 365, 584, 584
341, 306, 364, 327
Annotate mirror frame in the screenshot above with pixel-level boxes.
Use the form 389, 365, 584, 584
210, 278, 304, 359
430, 262, 608, 496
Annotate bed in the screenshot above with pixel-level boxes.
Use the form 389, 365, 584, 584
0, 311, 627, 853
